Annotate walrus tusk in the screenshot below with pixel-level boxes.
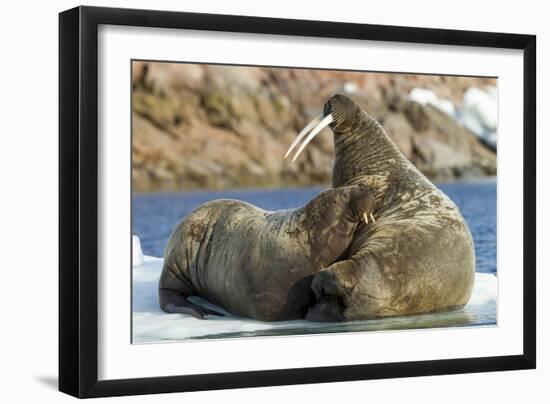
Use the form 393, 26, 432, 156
291, 114, 334, 162
363, 213, 369, 225
370, 212, 376, 224
285, 114, 323, 159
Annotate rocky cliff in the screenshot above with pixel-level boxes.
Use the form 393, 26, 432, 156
132, 62, 496, 192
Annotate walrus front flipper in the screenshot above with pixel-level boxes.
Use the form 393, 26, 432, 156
159, 289, 224, 319
305, 296, 344, 322
306, 260, 354, 322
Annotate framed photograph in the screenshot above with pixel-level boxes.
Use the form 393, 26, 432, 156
59, 6, 536, 398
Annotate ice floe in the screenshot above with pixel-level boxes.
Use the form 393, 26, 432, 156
132, 236, 497, 343
132, 235, 144, 266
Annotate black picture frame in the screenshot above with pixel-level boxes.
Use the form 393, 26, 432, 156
59, 5, 536, 398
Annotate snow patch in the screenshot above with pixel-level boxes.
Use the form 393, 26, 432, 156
409, 87, 456, 117
343, 81, 358, 94
462, 86, 497, 149
408, 86, 497, 150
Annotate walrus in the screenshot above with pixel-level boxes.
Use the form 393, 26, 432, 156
159, 185, 376, 321
287, 94, 475, 321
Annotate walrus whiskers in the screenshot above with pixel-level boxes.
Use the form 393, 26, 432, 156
286, 114, 334, 161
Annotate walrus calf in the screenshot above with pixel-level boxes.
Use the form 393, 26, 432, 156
288, 94, 476, 321
159, 186, 375, 321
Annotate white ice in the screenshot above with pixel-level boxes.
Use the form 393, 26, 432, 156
132, 237, 497, 343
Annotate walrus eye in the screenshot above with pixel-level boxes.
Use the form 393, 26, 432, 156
285, 114, 334, 162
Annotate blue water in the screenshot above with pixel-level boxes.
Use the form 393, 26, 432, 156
132, 179, 496, 274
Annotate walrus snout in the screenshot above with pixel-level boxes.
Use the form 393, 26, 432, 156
348, 185, 376, 224
324, 94, 363, 129
323, 94, 353, 118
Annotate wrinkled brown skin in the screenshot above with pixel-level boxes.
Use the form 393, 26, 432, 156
159, 186, 375, 321
306, 95, 475, 321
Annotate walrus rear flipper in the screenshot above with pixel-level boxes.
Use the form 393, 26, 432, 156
159, 289, 224, 319
159, 259, 224, 319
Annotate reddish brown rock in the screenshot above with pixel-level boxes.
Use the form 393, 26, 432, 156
131, 62, 496, 191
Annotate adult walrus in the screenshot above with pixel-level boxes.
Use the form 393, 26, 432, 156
287, 94, 475, 321
159, 185, 375, 321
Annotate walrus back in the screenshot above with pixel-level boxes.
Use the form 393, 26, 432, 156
160, 200, 244, 294
342, 192, 475, 320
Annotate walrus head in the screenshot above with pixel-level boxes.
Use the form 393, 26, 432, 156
347, 185, 376, 224
323, 94, 364, 133
285, 94, 363, 162
286, 93, 408, 196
